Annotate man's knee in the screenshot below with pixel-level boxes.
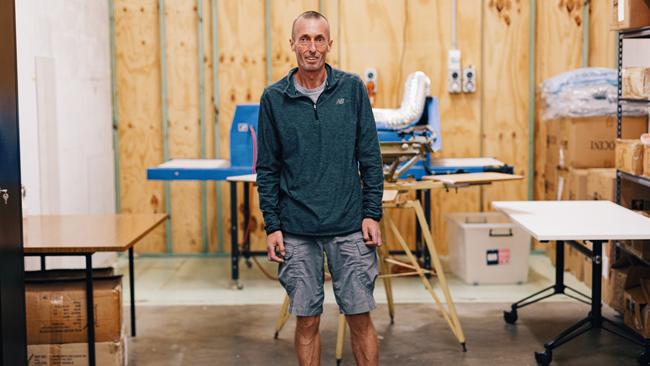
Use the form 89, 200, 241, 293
345, 312, 374, 332
296, 315, 321, 334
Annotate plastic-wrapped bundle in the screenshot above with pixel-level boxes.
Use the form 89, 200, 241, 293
541, 67, 617, 97
541, 67, 648, 121
373, 71, 430, 130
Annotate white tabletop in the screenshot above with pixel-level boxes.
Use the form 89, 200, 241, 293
226, 174, 257, 183
429, 157, 505, 167
492, 200, 650, 241
159, 159, 229, 169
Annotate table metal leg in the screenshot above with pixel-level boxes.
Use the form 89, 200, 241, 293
423, 189, 432, 272
40, 255, 46, 271
415, 190, 422, 260
230, 181, 243, 289
528, 241, 650, 365
85, 254, 96, 366
503, 240, 591, 325
129, 247, 136, 337
243, 182, 252, 268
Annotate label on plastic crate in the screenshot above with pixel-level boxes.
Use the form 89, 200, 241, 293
486, 248, 510, 266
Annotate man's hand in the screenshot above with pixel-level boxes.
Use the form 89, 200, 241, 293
362, 218, 382, 247
266, 230, 285, 263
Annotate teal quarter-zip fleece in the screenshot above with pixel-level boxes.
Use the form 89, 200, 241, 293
256, 64, 384, 237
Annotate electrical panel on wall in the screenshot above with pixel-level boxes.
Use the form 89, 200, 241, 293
448, 49, 461, 94
463, 65, 476, 93
364, 68, 377, 105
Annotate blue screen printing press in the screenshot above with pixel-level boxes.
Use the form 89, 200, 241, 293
147, 72, 516, 288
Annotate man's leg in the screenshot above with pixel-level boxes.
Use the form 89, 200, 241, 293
346, 312, 379, 366
324, 231, 380, 365
278, 234, 325, 365
295, 315, 321, 366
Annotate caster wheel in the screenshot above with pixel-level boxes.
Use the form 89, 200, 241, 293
336, 359, 341, 366
273, 331, 279, 340
503, 309, 518, 324
638, 350, 650, 365
461, 342, 467, 352
390, 316, 394, 325
534, 350, 552, 366
246, 260, 253, 269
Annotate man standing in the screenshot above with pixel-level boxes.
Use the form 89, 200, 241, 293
256, 10, 384, 366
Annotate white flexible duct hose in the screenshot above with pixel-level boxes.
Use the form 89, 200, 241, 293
372, 71, 431, 130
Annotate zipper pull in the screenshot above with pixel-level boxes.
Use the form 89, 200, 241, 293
313, 103, 319, 121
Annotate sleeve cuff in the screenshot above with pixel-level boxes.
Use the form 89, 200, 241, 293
264, 224, 282, 234
363, 213, 382, 222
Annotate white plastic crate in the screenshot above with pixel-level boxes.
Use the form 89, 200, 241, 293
446, 212, 531, 285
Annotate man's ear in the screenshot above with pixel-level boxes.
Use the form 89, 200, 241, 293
289, 38, 295, 51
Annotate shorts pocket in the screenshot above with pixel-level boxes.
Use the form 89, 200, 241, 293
355, 238, 377, 256
354, 240, 378, 290
279, 275, 297, 296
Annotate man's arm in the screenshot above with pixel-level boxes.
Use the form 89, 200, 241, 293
256, 91, 282, 235
355, 80, 384, 223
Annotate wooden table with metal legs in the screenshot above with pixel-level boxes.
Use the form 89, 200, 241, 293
23, 214, 168, 366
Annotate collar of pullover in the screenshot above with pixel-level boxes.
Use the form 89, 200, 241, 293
282, 63, 338, 98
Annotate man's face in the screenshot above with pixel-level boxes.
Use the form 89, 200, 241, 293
290, 17, 332, 72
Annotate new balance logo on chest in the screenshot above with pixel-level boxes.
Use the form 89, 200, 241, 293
336, 98, 345, 105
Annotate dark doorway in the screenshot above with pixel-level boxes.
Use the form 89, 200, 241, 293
0, 0, 27, 364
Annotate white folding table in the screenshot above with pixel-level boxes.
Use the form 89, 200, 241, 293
492, 200, 650, 366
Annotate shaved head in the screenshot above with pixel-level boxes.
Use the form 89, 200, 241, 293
291, 11, 330, 40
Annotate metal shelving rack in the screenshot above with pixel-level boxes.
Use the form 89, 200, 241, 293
616, 26, 650, 207
613, 26, 650, 363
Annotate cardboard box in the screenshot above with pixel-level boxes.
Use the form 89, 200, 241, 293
603, 242, 616, 305
27, 336, 125, 366
623, 67, 650, 100
622, 178, 650, 210
622, 239, 650, 261
545, 241, 558, 267
616, 139, 644, 175
567, 246, 585, 281
586, 168, 617, 201
609, 262, 650, 314
611, 0, 650, 30
567, 168, 589, 200
546, 119, 563, 168
546, 116, 646, 169
577, 241, 593, 287
583, 254, 593, 287
544, 167, 569, 201
624, 286, 650, 338
26, 276, 123, 345
644, 145, 650, 178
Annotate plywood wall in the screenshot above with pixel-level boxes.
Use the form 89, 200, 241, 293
589, 0, 616, 68
534, 0, 583, 200
482, 0, 530, 209
114, 0, 165, 252
115, 0, 615, 255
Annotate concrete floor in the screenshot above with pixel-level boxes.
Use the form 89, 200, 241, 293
126, 303, 639, 366
117, 254, 641, 365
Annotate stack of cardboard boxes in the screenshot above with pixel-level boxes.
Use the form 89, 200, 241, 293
25, 271, 125, 366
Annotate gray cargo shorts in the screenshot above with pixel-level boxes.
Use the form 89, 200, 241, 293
278, 231, 379, 317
